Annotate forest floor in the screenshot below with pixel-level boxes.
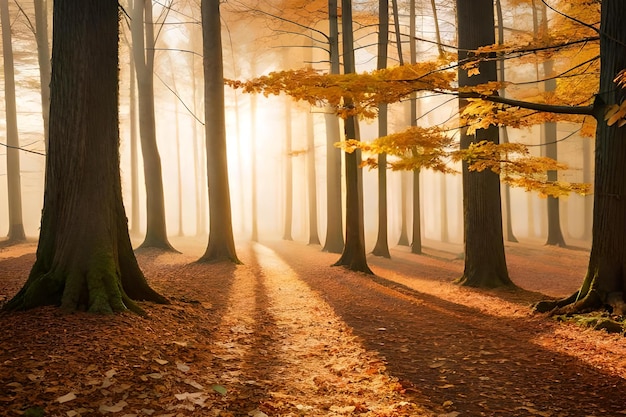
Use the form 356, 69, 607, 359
1, 237, 626, 417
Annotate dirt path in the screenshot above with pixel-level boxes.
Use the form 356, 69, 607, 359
264, 240, 626, 417
2, 239, 626, 416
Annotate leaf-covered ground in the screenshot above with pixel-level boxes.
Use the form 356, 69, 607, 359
1, 237, 626, 417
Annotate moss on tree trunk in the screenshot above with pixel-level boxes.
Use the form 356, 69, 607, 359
4, 0, 166, 314
535, 0, 626, 321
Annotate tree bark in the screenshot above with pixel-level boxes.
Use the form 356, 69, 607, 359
322, 0, 344, 253
198, 0, 240, 263
536, 0, 626, 316
4, 0, 166, 313
1, 0, 26, 243
456, 0, 513, 288
372, 0, 391, 258
34, 0, 51, 152
333, 0, 372, 274
131, 0, 175, 251
307, 109, 321, 245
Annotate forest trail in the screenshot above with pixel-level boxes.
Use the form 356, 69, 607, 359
1, 239, 626, 416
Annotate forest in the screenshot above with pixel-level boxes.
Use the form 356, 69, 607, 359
1, 0, 626, 416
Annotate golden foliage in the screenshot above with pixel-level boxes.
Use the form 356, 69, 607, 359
226, 61, 455, 119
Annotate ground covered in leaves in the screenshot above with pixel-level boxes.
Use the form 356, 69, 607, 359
1, 237, 626, 417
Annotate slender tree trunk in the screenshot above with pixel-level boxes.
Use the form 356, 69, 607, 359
539, 4, 566, 247
410, 0, 422, 254
174, 91, 184, 237
307, 109, 321, 245
456, 0, 512, 288
495, 0, 518, 244
4, 0, 166, 313
199, 0, 240, 263
131, 0, 175, 251
333, 0, 372, 274
283, 99, 294, 241
322, 0, 344, 253
536, 0, 626, 318
34, 0, 50, 152
1, 0, 26, 243
129, 53, 140, 235
372, 0, 391, 258
250, 93, 259, 242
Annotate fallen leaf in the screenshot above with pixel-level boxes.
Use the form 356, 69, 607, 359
248, 409, 269, 417
211, 384, 227, 395
183, 378, 204, 390
56, 392, 77, 403
154, 359, 168, 365
99, 400, 128, 413
176, 362, 190, 372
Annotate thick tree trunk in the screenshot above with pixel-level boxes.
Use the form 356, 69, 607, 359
199, 0, 240, 263
1, 0, 26, 243
131, 0, 175, 251
536, 0, 626, 317
456, 0, 512, 288
4, 0, 166, 313
333, 0, 372, 274
322, 0, 344, 254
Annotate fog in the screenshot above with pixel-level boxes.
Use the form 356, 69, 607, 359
0, 0, 593, 251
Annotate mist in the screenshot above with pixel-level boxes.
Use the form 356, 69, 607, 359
0, 0, 593, 252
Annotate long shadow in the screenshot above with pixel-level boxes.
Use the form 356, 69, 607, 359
266, 240, 626, 417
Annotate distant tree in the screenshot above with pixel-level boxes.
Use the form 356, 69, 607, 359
306, 108, 321, 245
34, 0, 51, 151
371, 0, 391, 259
283, 98, 294, 241
198, 0, 240, 263
130, 0, 175, 251
1, 0, 27, 243
4, 0, 167, 313
455, 0, 513, 288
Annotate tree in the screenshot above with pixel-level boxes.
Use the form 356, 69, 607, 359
130, 0, 175, 251
306, 108, 321, 245
455, 0, 513, 288
4, 0, 167, 313
322, 0, 345, 254
536, 0, 626, 318
198, 0, 240, 264
34, 0, 51, 152
371, 0, 391, 258
332, 0, 373, 274
1, 0, 27, 243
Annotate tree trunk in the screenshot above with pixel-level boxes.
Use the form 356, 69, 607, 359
307, 109, 321, 245
456, 0, 512, 288
322, 0, 344, 253
1, 0, 26, 243
198, 0, 240, 263
536, 0, 626, 317
495, 0, 518, 244
540, 14, 566, 247
410, 0, 422, 254
4, 0, 166, 313
283, 99, 294, 241
333, 0, 372, 274
129, 52, 140, 235
372, 0, 391, 258
34, 0, 51, 152
131, 0, 175, 251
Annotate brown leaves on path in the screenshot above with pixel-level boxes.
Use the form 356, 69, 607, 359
0, 240, 428, 417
